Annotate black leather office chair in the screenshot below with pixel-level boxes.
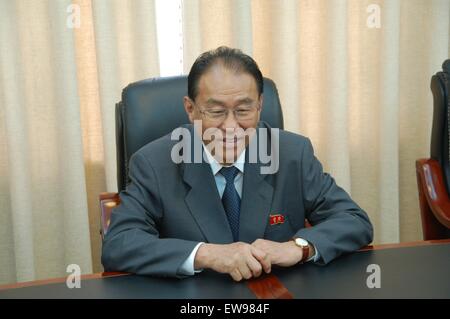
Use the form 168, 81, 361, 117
416, 59, 450, 240
100, 75, 284, 238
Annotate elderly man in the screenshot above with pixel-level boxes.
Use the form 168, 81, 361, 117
102, 46, 373, 281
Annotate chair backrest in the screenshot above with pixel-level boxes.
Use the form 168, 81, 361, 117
115, 75, 284, 191
430, 59, 450, 194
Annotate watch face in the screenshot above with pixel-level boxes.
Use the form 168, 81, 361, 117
295, 238, 308, 247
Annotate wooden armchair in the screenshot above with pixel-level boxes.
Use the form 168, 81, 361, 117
99, 192, 120, 239
416, 59, 450, 240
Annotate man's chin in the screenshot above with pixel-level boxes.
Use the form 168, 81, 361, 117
208, 141, 245, 164
223, 141, 238, 149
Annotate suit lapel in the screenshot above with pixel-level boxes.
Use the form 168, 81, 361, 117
238, 161, 274, 243
238, 126, 275, 243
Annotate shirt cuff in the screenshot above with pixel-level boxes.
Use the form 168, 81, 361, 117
306, 243, 320, 263
178, 242, 204, 276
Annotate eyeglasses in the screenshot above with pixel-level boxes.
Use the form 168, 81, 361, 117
196, 104, 261, 122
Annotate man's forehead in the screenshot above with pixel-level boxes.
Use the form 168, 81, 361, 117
205, 96, 254, 105
197, 65, 258, 95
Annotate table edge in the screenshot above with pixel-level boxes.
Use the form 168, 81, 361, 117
1, 238, 449, 291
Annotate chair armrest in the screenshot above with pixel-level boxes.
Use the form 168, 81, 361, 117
99, 192, 121, 239
416, 159, 450, 228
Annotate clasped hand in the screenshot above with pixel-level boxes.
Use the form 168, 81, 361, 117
194, 239, 304, 282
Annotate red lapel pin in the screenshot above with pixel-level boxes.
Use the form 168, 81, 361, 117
269, 214, 285, 225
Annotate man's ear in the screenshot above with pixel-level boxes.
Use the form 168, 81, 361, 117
183, 96, 195, 123
257, 94, 263, 121
258, 94, 264, 111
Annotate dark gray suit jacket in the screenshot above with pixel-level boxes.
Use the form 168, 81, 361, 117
102, 122, 373, 277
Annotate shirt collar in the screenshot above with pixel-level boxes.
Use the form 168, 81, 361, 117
203, 144, 245, 176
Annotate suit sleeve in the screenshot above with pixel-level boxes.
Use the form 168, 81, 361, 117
101, 151, 199, 278
294, 138, 374, 265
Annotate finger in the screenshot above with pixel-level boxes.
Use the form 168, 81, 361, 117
238, 263, 253, 280
251, 247, 271, 273
263, 254, 271, 273
246, 256, 263, 277
230, 269, 243, 282
252, 247, 271, 272
239, 264, 252, 279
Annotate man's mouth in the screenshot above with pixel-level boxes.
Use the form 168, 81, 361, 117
223, 136, 237, 142
222, 136, 244, 146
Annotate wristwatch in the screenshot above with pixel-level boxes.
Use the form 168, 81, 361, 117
292, 237, 310, 263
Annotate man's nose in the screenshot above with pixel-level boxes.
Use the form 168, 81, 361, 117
221, 110, 240, 130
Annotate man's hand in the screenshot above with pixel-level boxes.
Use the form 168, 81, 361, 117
251, 239, 311, 267
194, 242, 271, 281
